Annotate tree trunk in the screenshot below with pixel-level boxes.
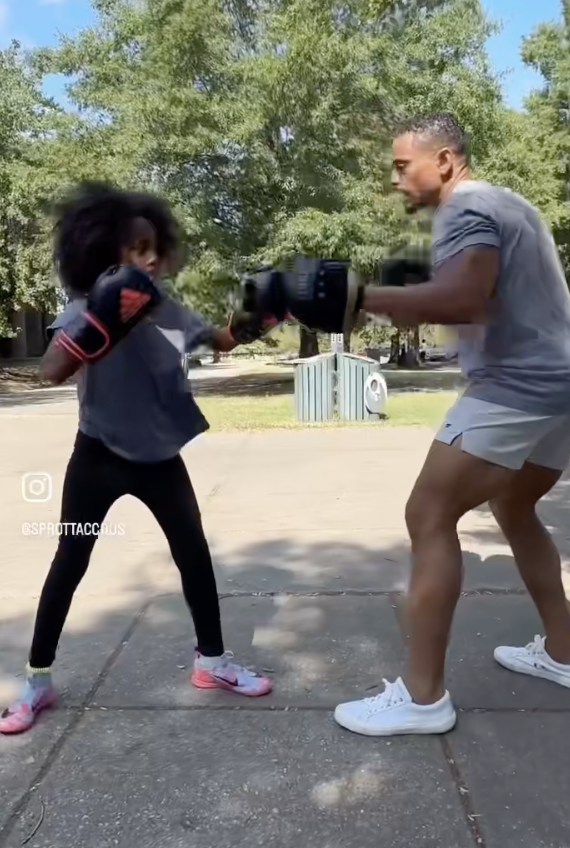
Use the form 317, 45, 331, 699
389, 328, 400, 364
299, 327, 319, 358
213, 349, 221, 364
343, 332, 351, 353
11, 310, 27, 359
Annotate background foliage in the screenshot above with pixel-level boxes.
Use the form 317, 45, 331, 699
1, 0, 568, 353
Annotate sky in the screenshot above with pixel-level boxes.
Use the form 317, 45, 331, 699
2, 0, 565, 110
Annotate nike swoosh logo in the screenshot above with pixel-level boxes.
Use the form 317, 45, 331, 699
213, 673, 239, 686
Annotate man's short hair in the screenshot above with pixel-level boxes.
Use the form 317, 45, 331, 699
395, 112, 469, 159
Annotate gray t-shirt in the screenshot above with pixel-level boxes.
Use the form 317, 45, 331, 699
48, 296, 214, 462
432, 180, 570, 415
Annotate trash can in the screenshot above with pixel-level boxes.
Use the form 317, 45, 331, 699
337, 353, 387, 421
292, 352, 336, 421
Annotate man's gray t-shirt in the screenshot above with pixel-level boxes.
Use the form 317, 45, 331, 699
48, 297, 213, 462
432, 180, 570, 415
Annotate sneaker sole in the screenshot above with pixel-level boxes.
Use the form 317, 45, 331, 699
0, 693, 57, 736
494, 654, 570, 689
334, 711, 457, 737
191, 674, 272, 697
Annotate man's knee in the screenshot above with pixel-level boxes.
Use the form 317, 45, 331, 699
405, 488, 457, 542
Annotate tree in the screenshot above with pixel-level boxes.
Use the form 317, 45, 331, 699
518, 0, 570, 270
0, 42, 74, 337
26, 0, 523, 359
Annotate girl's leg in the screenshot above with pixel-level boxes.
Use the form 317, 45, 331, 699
134, 454, 223, 656
134, 454, 272, 697
1, 434, 127, 734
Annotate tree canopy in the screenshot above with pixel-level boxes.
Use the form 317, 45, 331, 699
0, 0, 568, 340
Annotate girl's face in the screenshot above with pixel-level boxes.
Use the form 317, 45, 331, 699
122, 217, 159, 278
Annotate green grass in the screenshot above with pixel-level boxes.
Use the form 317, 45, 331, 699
198, 390, 458, 432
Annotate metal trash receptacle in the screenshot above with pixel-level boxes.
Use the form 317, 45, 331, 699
293, 352, 336, 421
337, 353, 387, 421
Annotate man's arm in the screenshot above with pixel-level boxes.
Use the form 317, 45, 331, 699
363, 246, 500, 326
363, 194, 501, 326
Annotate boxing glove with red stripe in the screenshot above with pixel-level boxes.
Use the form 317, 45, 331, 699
56, 265, 163, 364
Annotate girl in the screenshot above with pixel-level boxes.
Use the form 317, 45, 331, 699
1, 182, 271, 734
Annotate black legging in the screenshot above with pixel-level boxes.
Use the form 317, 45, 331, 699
29, 431, 224, 668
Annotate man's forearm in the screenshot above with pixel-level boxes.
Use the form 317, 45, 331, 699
362, 284, 482, 326
362, 246, 499, 326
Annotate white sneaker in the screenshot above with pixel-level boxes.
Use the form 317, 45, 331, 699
334, 677, 457, 737
494, 635, 570, 688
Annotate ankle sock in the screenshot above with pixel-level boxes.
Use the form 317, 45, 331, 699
194, 653, 224, 671
26, 664, 52, 677
20, 665, 53, 706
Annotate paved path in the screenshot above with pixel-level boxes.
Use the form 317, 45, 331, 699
1, 395, 570, 847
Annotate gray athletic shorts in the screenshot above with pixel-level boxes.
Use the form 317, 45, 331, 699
436, 396, 570, 471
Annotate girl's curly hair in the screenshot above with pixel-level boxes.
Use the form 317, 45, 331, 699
53, 181, 182, 295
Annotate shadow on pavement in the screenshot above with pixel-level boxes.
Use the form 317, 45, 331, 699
191, 371, 295, 397
3, 497, 570, 846
470, 467, 570, 579
0, 388, 77, 408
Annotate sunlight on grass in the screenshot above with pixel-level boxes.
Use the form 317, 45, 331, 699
197, 391, 458, 432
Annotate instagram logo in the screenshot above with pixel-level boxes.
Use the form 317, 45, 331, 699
22, 473, 53, 503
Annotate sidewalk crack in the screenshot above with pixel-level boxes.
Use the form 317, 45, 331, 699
0, 600, 150, 848
441, 737, 488, 848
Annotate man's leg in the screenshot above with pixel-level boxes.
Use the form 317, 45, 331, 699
334, 433, 515, 736
402, 438, 514, 704
490, 462, 570, 663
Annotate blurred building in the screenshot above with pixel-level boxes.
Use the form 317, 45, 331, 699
0, 308, 55, 360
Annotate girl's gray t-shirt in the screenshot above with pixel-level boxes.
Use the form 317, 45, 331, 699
48, 296, 214, 462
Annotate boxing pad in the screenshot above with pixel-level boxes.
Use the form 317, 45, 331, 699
241, 256, 365, 335
380, 248, 432, 287
56, 265, 162, 364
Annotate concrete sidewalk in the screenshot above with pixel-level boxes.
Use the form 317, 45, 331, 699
1, 399, 570, 847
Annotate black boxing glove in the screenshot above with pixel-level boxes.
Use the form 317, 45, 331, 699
241, 255, 364, 335
227, 310, 281, 345
56, 265, 163, 364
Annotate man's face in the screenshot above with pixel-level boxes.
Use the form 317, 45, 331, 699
391, 133, 451, 212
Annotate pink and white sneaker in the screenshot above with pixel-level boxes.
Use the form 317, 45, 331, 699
191, 651, 272, 697
0, 677, 57, 735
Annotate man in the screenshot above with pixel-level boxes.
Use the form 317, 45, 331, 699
334, 111, 570, 736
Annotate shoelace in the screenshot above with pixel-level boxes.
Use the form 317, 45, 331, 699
522, 635, 545, 655
362, 679, 407, 714
219, 652, 258, 678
